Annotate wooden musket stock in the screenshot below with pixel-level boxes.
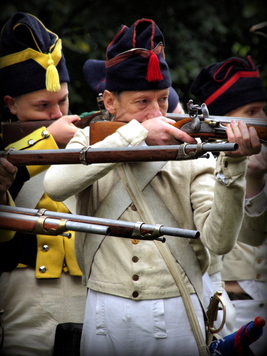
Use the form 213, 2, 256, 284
2, 102, 266, 147
0, 142, 238, 166
1, 111, 101, 147
89, 115, 267, 145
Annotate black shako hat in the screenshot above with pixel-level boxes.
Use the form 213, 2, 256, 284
83, 59, 178, 111
190, 56, 267, 116
0, 12, 70, 97
103, 18, 171, 92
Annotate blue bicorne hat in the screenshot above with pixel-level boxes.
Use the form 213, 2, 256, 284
0, 12, 70, 96
103, 18, 171, 91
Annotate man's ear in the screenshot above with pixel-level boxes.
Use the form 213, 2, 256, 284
3, 95, 17, 115
103, 90, 116, 115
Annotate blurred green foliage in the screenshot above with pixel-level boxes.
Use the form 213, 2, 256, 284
0, 0, 266, 114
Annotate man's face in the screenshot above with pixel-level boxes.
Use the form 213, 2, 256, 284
4, 82, 69, 122
104, 88, 169, 123
227, 101, 267, 120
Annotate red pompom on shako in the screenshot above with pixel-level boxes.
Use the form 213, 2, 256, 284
146, 50, 164, 82
104, 18, 171, 92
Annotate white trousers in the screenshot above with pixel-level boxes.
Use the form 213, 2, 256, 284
81, 289, 206, 356
0, 268, 87, 356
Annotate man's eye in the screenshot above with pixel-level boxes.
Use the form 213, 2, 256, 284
161, 97, 168, 102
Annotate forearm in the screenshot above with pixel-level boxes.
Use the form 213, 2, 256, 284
0, 191, 8, 205
201, 154, 247, 255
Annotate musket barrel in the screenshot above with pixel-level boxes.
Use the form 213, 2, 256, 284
159, 226, 200, 239
0, 211, 109, 236
55, 219, 110, 235
0, 205, 199, 239
0, 142, 237, 166
183, 143, 238, 152
47, 212, 199, 239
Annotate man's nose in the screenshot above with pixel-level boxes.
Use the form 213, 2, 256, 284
146, 102, 162, 119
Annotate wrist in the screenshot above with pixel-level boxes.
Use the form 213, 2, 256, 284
0, 192, 8, 205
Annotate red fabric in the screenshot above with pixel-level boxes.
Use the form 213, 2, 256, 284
146, 50, 164, 82
205, 71, 260, 106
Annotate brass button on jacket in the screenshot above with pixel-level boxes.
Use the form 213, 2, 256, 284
132, 239, 139, 244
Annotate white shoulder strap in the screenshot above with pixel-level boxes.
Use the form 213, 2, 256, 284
94, 161, 166, 219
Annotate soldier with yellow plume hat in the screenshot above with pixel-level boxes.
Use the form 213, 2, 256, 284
0, 12, 86, 356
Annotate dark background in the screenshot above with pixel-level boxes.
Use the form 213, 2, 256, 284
1, 0, 266, 115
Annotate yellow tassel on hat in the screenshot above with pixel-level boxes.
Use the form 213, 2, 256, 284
46, 53, 61, 92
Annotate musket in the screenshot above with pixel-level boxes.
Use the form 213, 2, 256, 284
2, 100, 266, 148
89, 101, 267, 144
1, 111, 101, 147
0, 94, 110, 147
0, 142, 238, 166
0, 205, 199, 240
0, 211, 110, 237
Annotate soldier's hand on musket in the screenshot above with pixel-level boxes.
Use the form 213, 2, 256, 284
0, 157, 17, 204
142, 117, 197, 146
224, 120, 261, 157
47, 114, 81, 148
